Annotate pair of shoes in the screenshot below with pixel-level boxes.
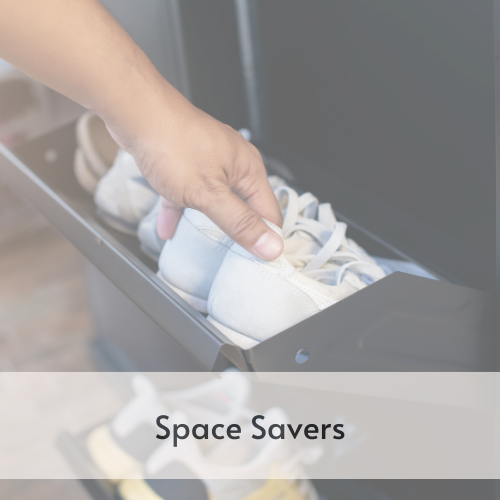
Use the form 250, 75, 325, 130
86, 371, 251, 483
119, 407, 320, 500
79, 124, 283, 262
155, 175, 288, 312
86, 373, 321, 500
73, 111, 120, 195
158, 185, 386, 346
138, 174, 286, 263
94, 149, 160, 236
73, 112, 161, 245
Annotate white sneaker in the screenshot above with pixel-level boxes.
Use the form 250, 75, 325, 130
94, 150, 159, 235
137, 197, 166, 261
205, 222, 361, 348
86, 375, 168, 482
157, 177, 286, 313
74, 111, 119, 194
207, 217, 385, 349
276, 186, 385, 285
119, 407, 319, 500
200, 407, 320, 500
157, 208, 233, 313
74, 147, 100, 195
86, 371, 251, 482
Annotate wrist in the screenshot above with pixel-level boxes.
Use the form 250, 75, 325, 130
96, 69, 194, 152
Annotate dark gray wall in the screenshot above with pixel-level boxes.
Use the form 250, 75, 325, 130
255, 0, 497, 294
99, 0, 190, 97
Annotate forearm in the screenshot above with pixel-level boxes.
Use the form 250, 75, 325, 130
0, 0, 186, 137
0, 0, 283, 258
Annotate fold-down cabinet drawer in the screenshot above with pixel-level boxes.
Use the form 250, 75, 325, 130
0, 123, 493, 372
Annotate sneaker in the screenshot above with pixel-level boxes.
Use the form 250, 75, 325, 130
74, 147, 100, 195
157, 177, 286, 313
276, 186, 385, 285
206, 219, 385, 349
74, 111, 119, 193
118, 407, 320, 500
94, 150, 159, 235
86, 375, 168, 482
86, 371, 251, 482
137, 197, 166, 261
157, 208, 233, 313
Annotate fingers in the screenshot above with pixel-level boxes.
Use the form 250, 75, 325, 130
232, 165, 283, 229
157, 198, 184, 240
198, 187, 284, 260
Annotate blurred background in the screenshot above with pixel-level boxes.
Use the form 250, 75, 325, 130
0, 59, 96, 374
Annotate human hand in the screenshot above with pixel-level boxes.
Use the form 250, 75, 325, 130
0, 0, 282, 259
106, 89, 283, 260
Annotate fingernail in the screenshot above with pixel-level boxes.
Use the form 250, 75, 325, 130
252, 231, 284, 260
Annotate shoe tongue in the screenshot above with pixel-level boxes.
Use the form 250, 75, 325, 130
284, 230, 322, 256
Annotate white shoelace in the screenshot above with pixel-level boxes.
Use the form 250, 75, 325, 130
276, 187, 385, 286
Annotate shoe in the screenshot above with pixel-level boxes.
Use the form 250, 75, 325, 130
86, 375, 168, 482
157, 208, 233, 313
157, 176, 287, 313
86, 371, 251, 482
74, 147, 100, 195
74, 111, 119, 193
267, 175, 288, 191
207, 216, 385, 348
276, 186, 384, 285
139, 177, 286, 264
118, 407, 320, 500
94, 150, 159, 235
137, 197, 166, 261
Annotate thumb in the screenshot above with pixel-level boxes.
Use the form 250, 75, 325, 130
199, 187, 284, 260
157, 198, 184, 240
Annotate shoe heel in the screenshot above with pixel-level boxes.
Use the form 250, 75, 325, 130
157, 271, 209, 314
206, 316, 260, 349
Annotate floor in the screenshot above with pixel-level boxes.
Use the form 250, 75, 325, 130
0, 188, 96, 499
0, 222, 96, 372
0, 65, 106, 497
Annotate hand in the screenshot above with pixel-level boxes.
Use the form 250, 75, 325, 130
0, 0, 283, 259
106, 91, 283, 260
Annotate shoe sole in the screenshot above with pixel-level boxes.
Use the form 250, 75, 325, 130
96, 208, 139, 236
156, 271, 208, 314
206, 316, 260, 349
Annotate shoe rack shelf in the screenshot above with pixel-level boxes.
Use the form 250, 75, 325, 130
0, 122, 493, 372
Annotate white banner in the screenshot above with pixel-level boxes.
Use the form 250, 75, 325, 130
0, 371, 497, 480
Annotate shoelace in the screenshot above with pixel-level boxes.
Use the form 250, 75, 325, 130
275, 187, 385, 286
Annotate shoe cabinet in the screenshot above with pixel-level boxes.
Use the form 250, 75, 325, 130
0, 2, 497, 499
0, 121, 493, 372
1, 1, 496, 373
